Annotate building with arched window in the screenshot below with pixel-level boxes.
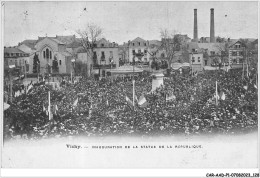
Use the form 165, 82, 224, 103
18, 35, 120, 77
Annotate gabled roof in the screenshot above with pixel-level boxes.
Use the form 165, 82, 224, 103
37, 37, 65, 45
131, 37, 146, 42
97, 38, 109, 44
228, 40, 242, 48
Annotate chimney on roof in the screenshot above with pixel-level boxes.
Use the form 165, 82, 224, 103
210, 8, 215, 43
193, 9, 198, 42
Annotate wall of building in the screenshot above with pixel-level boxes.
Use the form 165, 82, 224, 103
55, 53, 70, 74
18, 44, 36, 74
35, 37, 72, 74
77, 52, 92, 77
189, 53, 204, 72
94, 47, 119, 67
129, 39, 150, 62
228, 48, 244, 64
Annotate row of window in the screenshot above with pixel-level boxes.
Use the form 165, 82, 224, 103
232, 58, 244, 64
8, 59, 26, 66
93, 51, 114, 58
192, 56, 201, 63
91, 43, 117, 48
5, 53, 28, 57
234, 44, 241, 49
132, 49, 148, 55
132, 42, 147, 47
231, 51, 244, 56
43, 48, 52, 59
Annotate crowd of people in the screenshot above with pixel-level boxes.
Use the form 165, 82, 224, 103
3, 67, 258, 139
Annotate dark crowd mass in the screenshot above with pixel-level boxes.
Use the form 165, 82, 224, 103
3, 68, 258, 139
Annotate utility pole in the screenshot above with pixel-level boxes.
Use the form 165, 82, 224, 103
246, 49, 249, 77
10, 73, 13, 103
132, 56, 135, 111
191, 53, 193, 77
71, 59, 75, 83
9, 65, 15, 103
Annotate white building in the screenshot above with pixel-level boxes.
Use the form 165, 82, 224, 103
189, 51, 204, 73
129, 37, 150, 63
77, 38, 119, 77
34, 37, 73, 74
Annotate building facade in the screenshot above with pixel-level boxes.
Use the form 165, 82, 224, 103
77, 38, 119, 77
189, 52, 204, 73
228, 41, 245, 65
128, 37, 150, 63
18, 36, 76, 75
4, 47, 29, 76
18, 40, 39, 74
34, 37, 73, 74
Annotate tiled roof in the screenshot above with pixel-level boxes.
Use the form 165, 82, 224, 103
197, 43, 225, 52
61, 51, 72, 56
97, 38, 109, 44
4, 47, 27, 54
56, 35, 76, 44
19, 40, 38, 49
37, 37, 65, 44
50, 38, 66, 44
149, 40, 162, 47
187, 42, 199, 51
67, 40, 82, 48
175, 34, 191, 39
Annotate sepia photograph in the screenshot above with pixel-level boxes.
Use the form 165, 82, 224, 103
1, 1, 259, 177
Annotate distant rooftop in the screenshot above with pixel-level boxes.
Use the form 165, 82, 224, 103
4, 47, 27, 54
131, 37, 146, 42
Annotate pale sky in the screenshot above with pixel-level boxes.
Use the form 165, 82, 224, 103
2, 1, 259, 46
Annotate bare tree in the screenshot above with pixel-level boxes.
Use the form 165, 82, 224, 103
77, 24, 103, 74
180, 45, 190, 63
160, 29, 181, 69
214, 42, 229, 64
239, 38, 258, 69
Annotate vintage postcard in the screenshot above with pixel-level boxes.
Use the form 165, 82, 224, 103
1, 1, 259, 177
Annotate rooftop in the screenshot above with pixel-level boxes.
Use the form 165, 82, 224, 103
131, 37, 146, 42
4, 47, 27, 54
19, 39, 38, 49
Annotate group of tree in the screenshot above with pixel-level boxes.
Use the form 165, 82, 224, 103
77, 24, 103, 68
151, 59, 168, 70
239, 38, 258, 69
160, 29, 182, 69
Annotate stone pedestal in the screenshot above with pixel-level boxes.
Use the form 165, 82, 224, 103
152, 73, 164, 92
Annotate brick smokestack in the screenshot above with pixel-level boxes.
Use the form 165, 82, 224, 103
193, 9, 198, 42
210, 8, 215, 43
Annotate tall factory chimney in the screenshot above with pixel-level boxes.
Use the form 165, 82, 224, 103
193, 9, 198, 42
210, 8, 215, 43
